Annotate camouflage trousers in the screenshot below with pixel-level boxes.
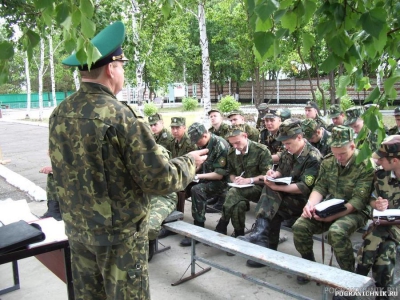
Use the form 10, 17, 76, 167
293, 212, 368, 272
221, 185, 263, 231
148, 193, 177, 240
191, 180, 227, 223
254, 185, 306, 246
356, 225, 400, 287
46, 173, 58, 201
69, 235, 150, 300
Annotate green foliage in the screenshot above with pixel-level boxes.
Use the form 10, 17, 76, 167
338, 95, 354, 111
182, 97, 198, 111
143, 102, 158, 117
217, 95, 241, 113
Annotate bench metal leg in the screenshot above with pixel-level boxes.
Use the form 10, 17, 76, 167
0, 261, 21, 295
171, 238, 211, 286
154, 238, 171, 255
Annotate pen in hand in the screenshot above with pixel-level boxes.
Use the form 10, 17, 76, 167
238, 171, 245, 177
234, 171, 245, 184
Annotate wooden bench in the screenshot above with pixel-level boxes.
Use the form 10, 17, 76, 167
164, 221, 375, 300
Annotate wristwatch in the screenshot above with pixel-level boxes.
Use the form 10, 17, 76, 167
195, 175, 199, 181
250, 178, 254, 184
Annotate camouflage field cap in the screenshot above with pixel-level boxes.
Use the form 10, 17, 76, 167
301, 119, 319, 139
188, 122, 207, 144
372, 135, 400, 159
394, 107, 400, 116
262, 108, 280, 119
280, 108, 292, 121
62, 21, 128, 71
148, 113, 162, 125
208, 109, 221, 115
225, 124, 246, 138
328, 104, 343, 118
227, 110, 244, 118
258, 103, 268, 111
276, 118, 303, 141
344, 106, 364, 126
327, 125, 354, 147
170, 117, 186, 127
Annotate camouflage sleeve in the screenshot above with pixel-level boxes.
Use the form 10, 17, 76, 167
312, 159, 331, 197
212, 148, 228, 176
227, 150, 239, 177
123, 117, 196, 195
346, 162, 374, 211
294, 157, 321, 197
258, 147, 273, 174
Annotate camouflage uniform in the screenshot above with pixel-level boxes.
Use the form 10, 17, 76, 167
302, 118, 332, 157
326, 104, 344, 132
49, 82, 196, 300
154, 128, 172, 150
209, 122, 230, 140
259, 130, 283, 155
255, 138, 322, 248
356, 136, 400, 290
315, 115, 328, 129
388, 125, 400, 136
190, 132, 229, 223
244, 123, 260, 142
222, 140, 272, 232
293, 127, 374, 273
169, 132, 197, 158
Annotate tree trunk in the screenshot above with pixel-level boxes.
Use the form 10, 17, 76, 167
329, 70, 336, 104
73, 69, 80, 91
25, 52, 31, 118
198, 2, 211, 117
38, 38, 44, 120
49, 27, 57, 107
297, 47, 317, 102
254, 64, 261, 106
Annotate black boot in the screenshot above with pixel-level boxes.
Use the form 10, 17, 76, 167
239, 218, 269, 244
157, 227, 177, 239
40, 200, 62, 221
297, 253, 315, 285
180, 221, 204, 247
206, 195, 225, 213
148, 239, 156, 262
374, 285, 389, 300
215, 218, 229, 235
355, 264, 370, 276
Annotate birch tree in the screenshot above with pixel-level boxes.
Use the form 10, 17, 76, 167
24, 51, 31, 117
48, 26, 57, 107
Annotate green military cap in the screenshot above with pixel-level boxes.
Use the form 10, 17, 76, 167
280, 108, 291, 121
148, 113, 163, 125
394, 107, 400, 116
188, 122, 207, 144
305, 100, 321, 115
327, 125, 354, 147
258, 103, 268, 111
170, 117, 186, 127
225, 124, 246, 138
344, 106, 364, 126
328, 104, 343, 118
301, 119, 319, 139
262, 108, 280, 119
227, 110, 244, 118
208, 109, 221, 115
276, 118, 303, 141
62, 21, 129, 71
372, 135, 400, 159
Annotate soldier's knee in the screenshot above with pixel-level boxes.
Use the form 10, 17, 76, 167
327, 226, 347, 242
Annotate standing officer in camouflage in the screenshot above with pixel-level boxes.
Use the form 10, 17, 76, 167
208, 109, 230, 139
148, 113, 172, 150
227, 110, 260, 142
327, 104, 345, 132
356, 135, 400, 297
169, 116, 197, 158
180, 123, 230, 246
50, 21, 207, 300
241, 119, 322, 268
39, 165, 62, 221
304, 100, 327, 129
344, 106, 380, 152
260, 108, 291, 164
215, 125, 272, 238
256, 103, 269, 130
301, 118, 332, 156
292, 126, 374, 288
388, 107, 400, 135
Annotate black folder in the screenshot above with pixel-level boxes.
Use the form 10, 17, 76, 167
0, 220, 46, 254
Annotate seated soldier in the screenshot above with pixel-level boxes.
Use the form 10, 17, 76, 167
256, 103, 269, 130
168, 116, 197, 158
301, 118, 332, 156
292, 126, 375, 287
355, 135, 400, 298
327, 104, 345, 132
388, 107, 400, 135
227, 110, 260, 142
214, 125, 272, 239
208, 109, 230, 138
148, 113, 172, 150
180, 123, 230, 246
240, 118, 322, 268
304, 100, 327, 129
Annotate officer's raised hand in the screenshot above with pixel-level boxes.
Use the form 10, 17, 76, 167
188, 149, 209, 168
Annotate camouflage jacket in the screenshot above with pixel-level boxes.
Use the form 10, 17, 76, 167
388, 125, 400, 136
169, 132, 197, 158
313, 150, 374, 217
277, 141, 322, 199
49, 82, 196, 246
310, 128, 332, 157
198, 134, 229, 182
209, 122, 230, 140
315, 115, 328, 129
326, 123, 335, 132
259, 129, 283, 155
244, 123, 260, 142
154, 127, 173, 150
372, 169, 400, 235
356, 129, 380, 153
227, 140, 272, 179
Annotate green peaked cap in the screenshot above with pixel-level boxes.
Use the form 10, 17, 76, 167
62, 21, 128, 70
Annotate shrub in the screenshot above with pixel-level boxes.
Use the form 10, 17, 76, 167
339, 95, 355, 111
217, 95, 241, 113
182, 97, 199, 111
143, 102, 158, 116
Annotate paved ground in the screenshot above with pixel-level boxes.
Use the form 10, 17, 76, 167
0, 109, 398, 300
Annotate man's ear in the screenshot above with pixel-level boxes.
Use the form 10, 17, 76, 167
104, 63, 113, 77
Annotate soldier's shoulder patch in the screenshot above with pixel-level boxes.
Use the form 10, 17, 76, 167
218, 157, 227, 167
359, 188, 366, 195
162, 132, 168, 139
305, 175, 315, 186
